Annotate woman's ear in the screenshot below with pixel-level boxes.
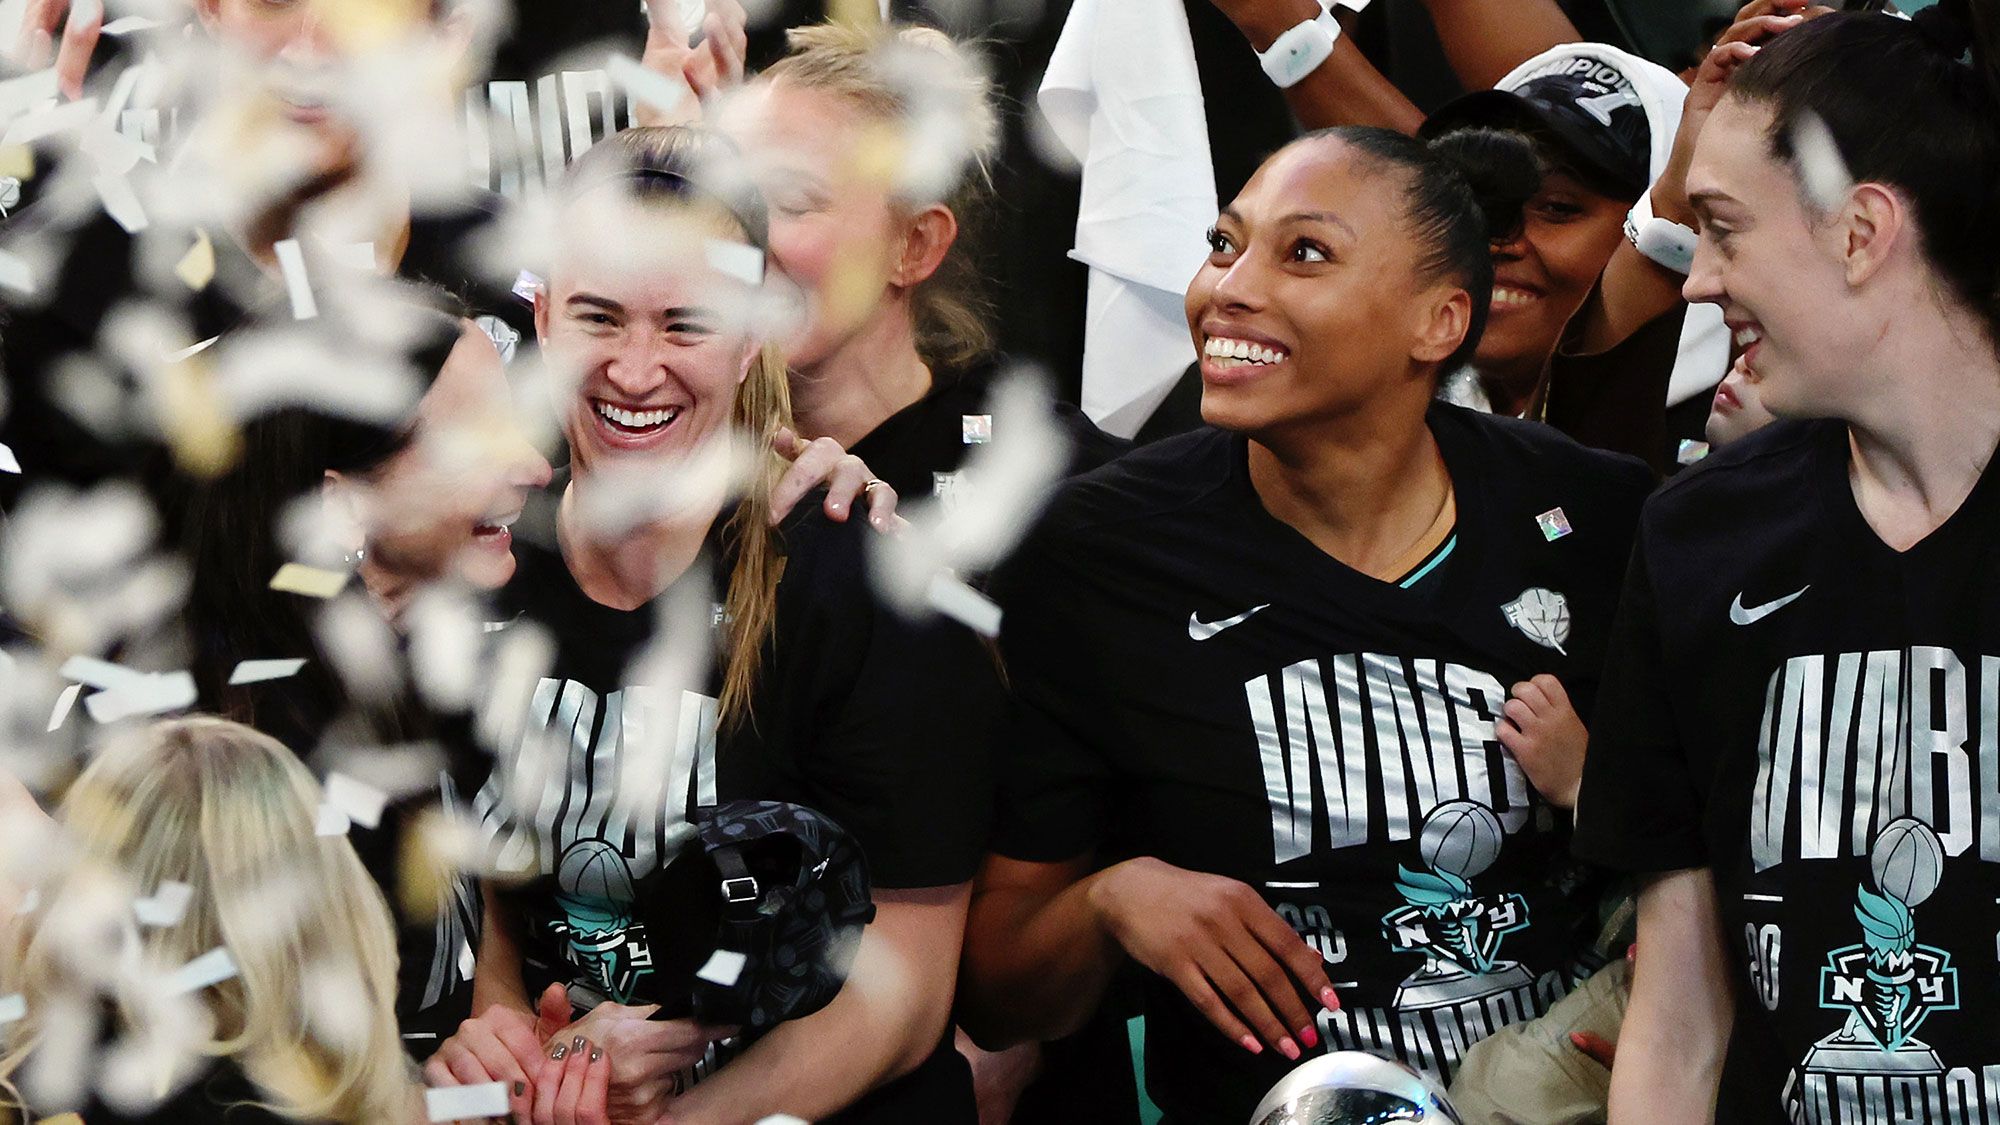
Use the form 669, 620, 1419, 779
891, 204, 959, 289
1838, 182, 1908, 290
1411, 287, 1472, 366
193, 0, 221, 31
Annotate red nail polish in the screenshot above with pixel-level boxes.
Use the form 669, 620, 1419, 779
1239, 1034, 1263, 1055
1320, 987, 1342, 1011
1298, 1024, 1319, 1050
1279, 1037, 1300, 1061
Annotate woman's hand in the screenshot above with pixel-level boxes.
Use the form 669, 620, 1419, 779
769, 427, 903, 531
424, 987, 567, 1123
531, 1035, 614, 1125
542, 999, 736, 1124
1088, 857, 1338, 1060
1496, 673, 1588, 810
637, 0, 749, 127
1654, 2, 1831, 226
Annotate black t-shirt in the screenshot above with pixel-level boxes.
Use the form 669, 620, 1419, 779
1573, 419, 2000, 1124
1541, 302, 1704, 479
990, 405, 1653, 1123
847, 360, 1128, 510
476, 475, 996, 1123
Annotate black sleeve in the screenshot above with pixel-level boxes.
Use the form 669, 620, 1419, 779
1572, 528, 1710, 872
772, 519, 999, 889
986, 510, 1116, 864
1542, 301, 1693, 477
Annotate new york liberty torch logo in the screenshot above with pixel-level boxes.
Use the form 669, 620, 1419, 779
1381, 802, 1534, 1011
1816, 818, 1959, 1053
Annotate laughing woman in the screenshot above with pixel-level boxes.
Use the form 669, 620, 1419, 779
958, 126, 1654, 1122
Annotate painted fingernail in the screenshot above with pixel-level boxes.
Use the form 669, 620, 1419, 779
1239, 1034, 1263, 1055
1298, 1024, 1319, 1050
1320, 987, 1342, 1011
513, 1080, 526, 1096
589, 1046, 603, 1061
550, 1043, 568, 1060
571, 1036, 586, 1054
1279, 1037, 1300, 1061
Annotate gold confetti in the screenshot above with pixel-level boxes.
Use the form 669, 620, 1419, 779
0, 143, 33, 181
269, 563, 350, 599
174, 229, 215, 291
158, 355, 241, 479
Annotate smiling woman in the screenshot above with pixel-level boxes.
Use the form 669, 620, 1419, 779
960, 125, 1656, 1123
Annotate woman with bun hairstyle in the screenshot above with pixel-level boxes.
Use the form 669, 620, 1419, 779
959, 124, 1654, 1123
1572, 3, 2000, 1122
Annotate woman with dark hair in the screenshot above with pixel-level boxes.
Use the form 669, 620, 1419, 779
1572, 3, 2000, 1121
958, 124, 1654, 1122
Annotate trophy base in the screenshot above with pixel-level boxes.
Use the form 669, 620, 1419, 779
1392, 961, 1534, 1011
1800, 1035, 1943, 1077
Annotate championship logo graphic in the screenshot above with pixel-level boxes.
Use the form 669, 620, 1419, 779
1801, 818, 1959, 1082
1382, 801, 1533, 1011
1501, 588, 1570, 655
550, 838, 655, 1006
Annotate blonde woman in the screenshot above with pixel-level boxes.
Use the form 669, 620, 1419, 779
0, 717, 610, 1124
435, 126, 995, 1125
720, 23, 1123, 505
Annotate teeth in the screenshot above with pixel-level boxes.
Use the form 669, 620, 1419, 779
1203, 336, 1287, 366
595, 402, 680, 429
1734, 326, 1763, 347
1491, 287, 1537, 309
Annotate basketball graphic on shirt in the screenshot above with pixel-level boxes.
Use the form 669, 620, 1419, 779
558, 838, 635, 901
1501, 588, 1571, 654
1869, 818, 1944, 909
1419, 800, 1504, 880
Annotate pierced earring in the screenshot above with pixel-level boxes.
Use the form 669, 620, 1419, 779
341, 545, 366, 567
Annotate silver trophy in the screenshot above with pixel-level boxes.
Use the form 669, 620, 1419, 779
1249, 1052, 1464, 1125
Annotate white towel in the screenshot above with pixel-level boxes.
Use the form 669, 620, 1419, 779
1495, 43, 1729, 410
1039, 0, 1218, 438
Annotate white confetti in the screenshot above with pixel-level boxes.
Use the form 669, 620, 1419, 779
426, 1082, 511, 1121
269, 562, 349, 598
696, 948, 747, 987
101, 15, 165, 35
58, 654, 147, 692
272, 239, 318, 319
0, 247, 35, 294
705, 239, 765, 286
132, 881, 193, 927
1791, 110, 1854, 214
606, 53, 689, 119
227, 658, 307, 685
926, 573, 1002, 637
0, 994, 22, 1024
314, 802, 352, 837
0, 443, 18, 473
46, 682, 80, 732
83, 671, 197, 723
167, 947, 237, 995
754, 1117, 809, 1125
323, 772, 388, 830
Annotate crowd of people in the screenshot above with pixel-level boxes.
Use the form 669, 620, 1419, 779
0, 0, 1992, 1123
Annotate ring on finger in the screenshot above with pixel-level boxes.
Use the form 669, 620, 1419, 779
861, 478, 885, 496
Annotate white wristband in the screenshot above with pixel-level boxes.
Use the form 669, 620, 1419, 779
1257, 5, 1342, 89
1625, 190, 1698, 276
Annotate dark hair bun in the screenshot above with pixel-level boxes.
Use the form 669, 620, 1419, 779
1425, 126, 1544, 246
1913, 0, 1977, 57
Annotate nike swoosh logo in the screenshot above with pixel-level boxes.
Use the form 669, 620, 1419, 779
1730, 586, 1810, 626
1189, 604, 1270, 641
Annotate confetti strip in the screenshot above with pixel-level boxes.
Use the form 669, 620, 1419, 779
269, 563, 349, 598
272, 239, 318, 320
46, 682, 80, 732
926, 573, 1001, 638
605, 53, 688, 119
705, 240, 766, 286
425, 1082, 510, 1121
0, 144, 32, 181
323, 772, 388, 830
83, 671, 197, 723
1792, 110, 1854, 214
175, 229, 215, 291
755, 1117, 809, 1125
314, 803, 352, 837
92, 173, 148, 233
167, 947, 238, 995
100, 15, 165, 35
0, 443, 19, 473
695, 949, 747, 987
227, 658, 307, 685
132, 882, 194, 928
0, 247, 33, 293
0, 994, 22, 1025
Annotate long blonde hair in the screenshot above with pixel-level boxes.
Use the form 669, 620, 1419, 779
764, 21, 1002, 370
0, 717, 412, 1122
563, 127, 795, 728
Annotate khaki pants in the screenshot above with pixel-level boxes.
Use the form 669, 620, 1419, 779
1446, 959, 1630, 1125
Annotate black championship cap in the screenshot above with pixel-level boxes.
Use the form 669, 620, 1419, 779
1420, 64, 1653, 201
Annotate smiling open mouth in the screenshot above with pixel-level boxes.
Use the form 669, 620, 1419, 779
1204, 336, 1288, 369
593, 400, 683, 435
